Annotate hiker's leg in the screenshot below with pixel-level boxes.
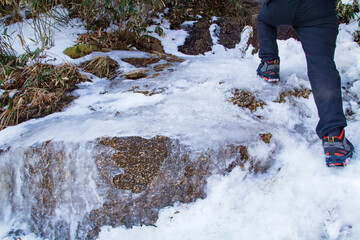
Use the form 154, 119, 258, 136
294, 1, 347, 138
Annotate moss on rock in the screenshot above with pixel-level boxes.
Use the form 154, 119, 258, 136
63, 44, 99, 59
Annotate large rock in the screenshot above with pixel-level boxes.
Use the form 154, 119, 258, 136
0, 136, 276, 239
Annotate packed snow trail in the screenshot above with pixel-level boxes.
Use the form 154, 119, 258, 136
0, 16, 360, 240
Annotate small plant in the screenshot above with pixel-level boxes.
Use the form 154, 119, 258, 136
154, 26, 164, 37
0, 27, 17, 65
336, 0, 359, 24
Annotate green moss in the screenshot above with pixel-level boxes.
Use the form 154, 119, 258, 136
63, 44, 99, 59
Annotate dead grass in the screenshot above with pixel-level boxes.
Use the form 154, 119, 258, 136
275, 88, 312, 103
0, 63, 87, 129
79, 56, 119, 78
76, 30, 164, 53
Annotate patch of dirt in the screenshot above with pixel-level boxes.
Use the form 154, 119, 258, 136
228, 89, 266, 111
77, 31, 164, 53
121, 57, 160, 67
164, 0, 256, 30
275, 88, 312, 103
175, 5, 264, 55
178, 18, 213, 55
136, 35, 164, 53
216, 17, 246, 49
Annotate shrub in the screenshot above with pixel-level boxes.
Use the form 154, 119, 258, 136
336, 0, 360, 24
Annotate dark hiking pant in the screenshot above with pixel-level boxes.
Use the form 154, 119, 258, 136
258, 0, 347, 138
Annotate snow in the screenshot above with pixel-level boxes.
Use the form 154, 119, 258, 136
341, 0, 356, 5
1, 10, 360, 240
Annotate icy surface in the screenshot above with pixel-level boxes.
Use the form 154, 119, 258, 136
1, 12, 360, 240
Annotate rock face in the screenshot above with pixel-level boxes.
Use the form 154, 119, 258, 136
97, 136, 170, 194
1, 137, 218, 239
1, 138, 277, 239
78, 136, 212, 239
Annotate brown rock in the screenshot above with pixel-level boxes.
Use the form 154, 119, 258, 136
98, 136, 169, 193
154, 63, 172, 72
166, 54, 186, 63
124, 69, 148, 79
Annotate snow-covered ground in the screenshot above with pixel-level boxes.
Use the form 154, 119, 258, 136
1, 11, 360, 240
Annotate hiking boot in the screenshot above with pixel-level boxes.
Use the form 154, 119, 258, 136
257, 59, 280, 82
322, 129, 354, 167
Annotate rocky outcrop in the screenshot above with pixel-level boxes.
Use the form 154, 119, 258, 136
0, 135, 277, 239
78, 136, 211, 239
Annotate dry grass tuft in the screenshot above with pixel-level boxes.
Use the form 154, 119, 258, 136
79, 56, 119, 78
0, 63, 87, 129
